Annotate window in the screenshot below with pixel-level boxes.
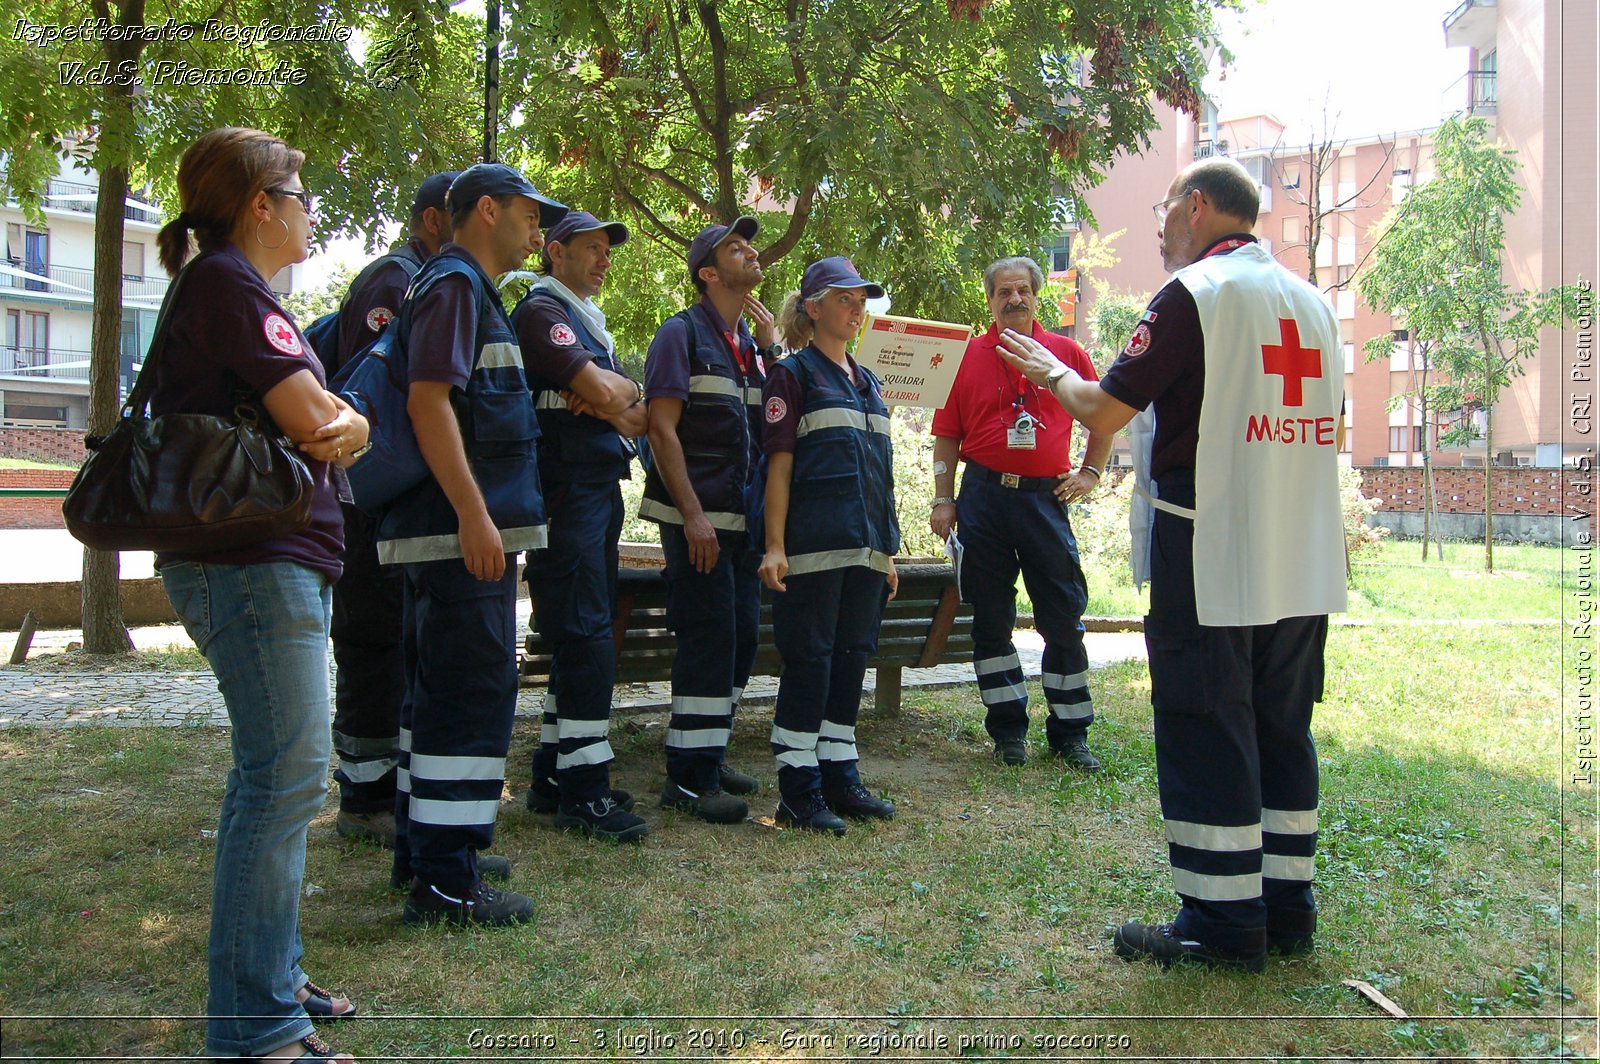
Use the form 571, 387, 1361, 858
5, 310, 49, 367
23, 229, 48, 291
122, 240, 144, 280
1388, 426, 1425, 452
1371, 456, 1389, 467
1042, 233, 1071, 273
1282, 216, 1300, 244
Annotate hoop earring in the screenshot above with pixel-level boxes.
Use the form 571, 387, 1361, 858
255, 217, 290, 251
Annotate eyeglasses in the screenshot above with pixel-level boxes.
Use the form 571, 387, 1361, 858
270, 187, 315, 212
1152, 190, 1192, 225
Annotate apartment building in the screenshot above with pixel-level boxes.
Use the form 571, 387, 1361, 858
1065, 0, 1594, 471
0, 152, 297, 429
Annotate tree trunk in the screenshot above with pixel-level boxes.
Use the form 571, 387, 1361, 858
82, 163, 133, 654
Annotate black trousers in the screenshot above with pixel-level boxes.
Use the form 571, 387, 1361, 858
330, 501, 404, 814
1146, 468, 1324, 956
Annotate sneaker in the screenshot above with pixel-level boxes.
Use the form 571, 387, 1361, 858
718, 760, 759, 795
994, 739, 1028, 766
335, 809, 397, 849
823, 782, 896, 820
775, 792, 847, 836
555, 796, 650, 842
1112, 921, 1266, 973
659, 781, 749, 824
1051, 737, 1102, 772
389, 853, 509, 891
526, 776, 634, 815
402, 879, 534, 928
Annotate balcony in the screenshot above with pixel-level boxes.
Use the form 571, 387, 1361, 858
1193, 139, 1230, 160
1465, 68, 1498, 115
1443, 0, 1497, 50
0, 345, 91, 382
0, 260, 169, 304
1, 170, 164, 226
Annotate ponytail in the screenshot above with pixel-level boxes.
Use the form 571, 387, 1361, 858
777, 289, 813, 350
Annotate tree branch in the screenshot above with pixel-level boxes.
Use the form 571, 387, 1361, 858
757, 180, 817, 265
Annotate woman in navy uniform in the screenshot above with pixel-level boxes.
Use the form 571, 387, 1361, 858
758, 257, 900, 835
152, 127, 368, 1063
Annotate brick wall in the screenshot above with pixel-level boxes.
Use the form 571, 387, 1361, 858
0, 428, 87, 466
0, 468, 72, 529
1358, 466, 1595, 518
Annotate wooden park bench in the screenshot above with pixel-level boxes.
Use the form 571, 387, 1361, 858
521, 561, 974, 714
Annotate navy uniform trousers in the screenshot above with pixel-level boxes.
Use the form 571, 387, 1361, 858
957, 468, 1095, 748
1147, 469, 1323, 956
329, 501, 404, 814
768, 566, 888, 800
661, 524, 760, 792
392, 557, 519, 894
526, 481, 624, 805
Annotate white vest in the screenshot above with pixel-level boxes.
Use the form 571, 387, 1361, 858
1137, 243, 1347, 627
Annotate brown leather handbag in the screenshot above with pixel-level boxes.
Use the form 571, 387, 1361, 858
63, 262, 315, 552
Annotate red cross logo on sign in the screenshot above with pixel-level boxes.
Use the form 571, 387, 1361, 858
263, 313, 304, 356
1261, 318, 1321, 407
929, 353, 944, 369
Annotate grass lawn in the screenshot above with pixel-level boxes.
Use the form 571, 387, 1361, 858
1, 612, 1592, 1059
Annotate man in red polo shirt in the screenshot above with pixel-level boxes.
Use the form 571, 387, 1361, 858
930, 256, 1113, 769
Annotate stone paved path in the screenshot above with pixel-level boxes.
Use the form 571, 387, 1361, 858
0, 626, 1148, 729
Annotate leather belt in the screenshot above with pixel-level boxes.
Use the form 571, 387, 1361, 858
967, 462, 1057, 492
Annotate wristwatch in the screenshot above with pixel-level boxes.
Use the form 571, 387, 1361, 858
349, 441, 372, 461
1044, 365, 1072, 391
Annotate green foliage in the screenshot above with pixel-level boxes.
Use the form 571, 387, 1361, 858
1340, 463, 1389, 558
497, 0, 1232, 353
1356, 116, 1583, 569
278, 262, 356, 324
1085, 288, 1149, 372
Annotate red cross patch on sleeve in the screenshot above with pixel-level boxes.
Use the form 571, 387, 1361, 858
550, 323, 577, 347
1123, 322, 1152, 358
764, 396, 788, 424
263, 313, 304, 356
365, 306, 394, 332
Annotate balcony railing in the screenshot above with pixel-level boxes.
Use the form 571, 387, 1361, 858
1193, 139, 1229, 160
1466, 69, 1498, 114
1, 172, 164, 225
0, 259, 169, 301
0, 345, 91, 382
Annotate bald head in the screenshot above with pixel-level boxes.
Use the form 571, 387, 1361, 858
1157, 157, 1260, 272
1175, 158, 1259, 226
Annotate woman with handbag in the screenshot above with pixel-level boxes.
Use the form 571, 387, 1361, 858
758, 257, 901, 836
151, 127, 367, 1063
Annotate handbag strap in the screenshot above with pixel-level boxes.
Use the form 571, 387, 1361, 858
122, 256, 200, 418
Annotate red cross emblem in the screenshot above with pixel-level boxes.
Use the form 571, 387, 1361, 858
929, 353, 944, 369
764, 396, 788, 424
1261, 318, 1321, 407
365, 306, 394, 332
263, 313, 303, 356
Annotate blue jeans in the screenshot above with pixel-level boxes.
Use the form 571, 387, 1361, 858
161, 561, 333, 1058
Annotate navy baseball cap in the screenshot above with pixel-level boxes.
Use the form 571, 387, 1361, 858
687, 215, 759, 280
800, 256, 884, 301
546, 210, 629, 248
410, 171, 459, 216
446, 163, 568, 228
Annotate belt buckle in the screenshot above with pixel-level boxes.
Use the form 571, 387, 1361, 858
1000, 473, 1021, 489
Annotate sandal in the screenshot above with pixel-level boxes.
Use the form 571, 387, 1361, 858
241, 1031, 354, 1061
296, 980, 357, 1020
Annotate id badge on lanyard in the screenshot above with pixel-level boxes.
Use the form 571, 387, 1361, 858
1006, 408, 1040, 450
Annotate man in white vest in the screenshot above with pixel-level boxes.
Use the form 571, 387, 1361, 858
997, 157, 1345, 972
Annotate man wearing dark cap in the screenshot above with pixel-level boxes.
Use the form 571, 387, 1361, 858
325, 170, 457, 849
642, 216, 776, 824
383, 163, 566, 927
511, 211, 649, 841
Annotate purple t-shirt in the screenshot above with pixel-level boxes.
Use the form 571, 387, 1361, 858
149, 242, 343, 581
643, 298, 759, 401
333, 238, 428, 373
406, 245, 480, 388
516, 290, 598, 389
762, 352, 872, 455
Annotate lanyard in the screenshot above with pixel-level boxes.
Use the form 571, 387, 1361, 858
1201, 237, 1252, 260
723, 330, 752, 376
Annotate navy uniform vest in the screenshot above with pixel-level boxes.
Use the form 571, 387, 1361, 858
377, 250, 546, 564
639, 305, 765, 531
512, 289, 632, 484
778, 345, 900, 575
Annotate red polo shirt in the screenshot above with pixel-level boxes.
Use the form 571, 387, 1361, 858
930, 321, 1097, 477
